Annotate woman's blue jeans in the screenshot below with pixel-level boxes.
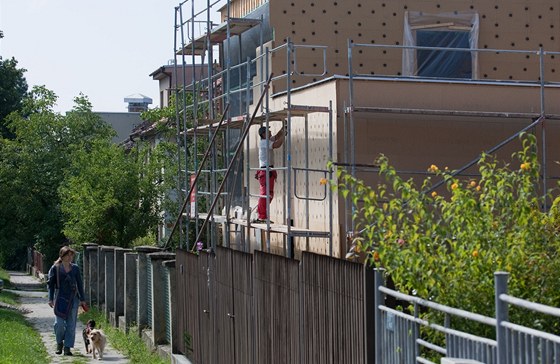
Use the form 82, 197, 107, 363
53, 296, 79, 348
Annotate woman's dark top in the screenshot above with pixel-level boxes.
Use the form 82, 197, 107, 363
47, 263, 86, 303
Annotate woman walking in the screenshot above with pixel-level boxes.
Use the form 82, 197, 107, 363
47, 246, 86, 356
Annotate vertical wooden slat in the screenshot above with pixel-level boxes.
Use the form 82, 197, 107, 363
175, 249, 202, 363
175, 249, 186, 355
197, 251, 213, 364
254, 251, 300, 364
177, 247, 369, 364
300, 252, 366, 364
231, 249, 254, 364
214, 247, 234, 364
189, 251, 201, 363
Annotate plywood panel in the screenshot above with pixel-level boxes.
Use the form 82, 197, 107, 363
246, 81, 342, 257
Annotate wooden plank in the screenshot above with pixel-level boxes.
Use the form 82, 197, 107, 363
198, 251, 214, 363
175, 250, 187, 355
178, 249, 202, 362
184, 115, 247, 135
215, 247, 234, 364
253, 105, 330, 123
230, 218, 330, 238
300, 252, 366, 364
231, 250, 254, 364
178, 246, 370, 364
254, 251, 300, 363
197, 213, 228, 223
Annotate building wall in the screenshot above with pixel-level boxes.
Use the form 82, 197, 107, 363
232, 0, 560, 258
246, 76, 560, 257
152, 65, 209, 108
95, 112, 143, 144
338, 78, 560, 246
268, 0, 560, 91
219, 0, 267, 20
247, 81, 341, 257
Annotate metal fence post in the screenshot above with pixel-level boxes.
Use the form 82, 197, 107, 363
495, 271, 509, 364
374, 268, 385, 364
364, 266, 376, 363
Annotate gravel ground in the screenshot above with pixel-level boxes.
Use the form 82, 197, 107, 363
8, 271, 130, 363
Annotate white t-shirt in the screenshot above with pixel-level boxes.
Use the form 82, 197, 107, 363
258, 137, 275, 167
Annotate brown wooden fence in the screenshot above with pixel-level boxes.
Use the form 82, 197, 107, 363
175, 247, 375, 364
29, 248, 46, 278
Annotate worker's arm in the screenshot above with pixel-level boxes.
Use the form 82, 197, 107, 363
272, 128, 285, 148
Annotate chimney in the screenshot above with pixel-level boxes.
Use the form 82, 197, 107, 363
124, 94, 153, 112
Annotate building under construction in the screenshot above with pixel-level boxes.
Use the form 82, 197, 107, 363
167, 0, 560, 259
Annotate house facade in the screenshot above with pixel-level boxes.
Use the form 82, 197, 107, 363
173, 0, 560, 258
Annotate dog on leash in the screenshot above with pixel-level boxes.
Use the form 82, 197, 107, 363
82, 319, 96, 353
89, 329, 107, 360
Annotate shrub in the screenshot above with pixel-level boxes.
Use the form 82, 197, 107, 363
333, 133, 560, 334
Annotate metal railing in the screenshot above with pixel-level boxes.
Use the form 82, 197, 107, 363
495, 272, 560, 364
374, 269, 560, 364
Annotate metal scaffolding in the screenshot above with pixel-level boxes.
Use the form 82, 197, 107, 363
165, 0, 560, 258
345, 42, 560, 233
167, 0, 334, 258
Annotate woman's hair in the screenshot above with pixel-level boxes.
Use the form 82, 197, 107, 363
54, 246, 76, 265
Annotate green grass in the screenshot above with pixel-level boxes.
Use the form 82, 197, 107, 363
79, 308, 167, 364
0, 267, 48, 363
0, 267, 19, 308
0, 308, 49, 364
0, 268, 13, 289
0, 290, 19, 306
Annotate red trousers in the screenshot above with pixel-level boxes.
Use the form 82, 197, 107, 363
257, 170, 277, 219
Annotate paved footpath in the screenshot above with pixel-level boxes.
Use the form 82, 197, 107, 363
8, 271, 130, 363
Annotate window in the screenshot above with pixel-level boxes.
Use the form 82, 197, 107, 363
402, 12, 480, 79
416, 30, 471, 78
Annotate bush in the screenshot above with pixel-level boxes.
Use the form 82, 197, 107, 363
334, 133, 560, 334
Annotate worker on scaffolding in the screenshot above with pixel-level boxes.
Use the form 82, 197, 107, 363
254, 125, 285, 223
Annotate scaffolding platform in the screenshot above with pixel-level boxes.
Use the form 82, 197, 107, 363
177, 17, 261, 56
184, 115, 248, 135
198, 213, 228, 224
350, 106, 560, 120
230, 218, 331, 238
185, 105, 330, 134
254, 105, 330, 122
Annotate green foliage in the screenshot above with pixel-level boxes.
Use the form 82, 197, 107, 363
0, 268, 12, 290
334, 133, 560, 334
140, 90, 215, 250
0, 87, 114, 267
0, 291, 18, 306
140, 93, 178, 124
59, 139, 161, 248
79, 308, 167, 364
0, 309, 49, 364
0, 56, 28, 139
131, 232, 157, 247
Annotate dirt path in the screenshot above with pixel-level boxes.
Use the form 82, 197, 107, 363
8, 271, 129, 363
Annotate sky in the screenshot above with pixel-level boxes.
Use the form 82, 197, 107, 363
0, 0, 221, 113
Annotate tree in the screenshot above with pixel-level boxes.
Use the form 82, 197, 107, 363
59, 139, 165, 248
0, 57, 28, 138
139, 92, 206, 249
0, 87, 114, 267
